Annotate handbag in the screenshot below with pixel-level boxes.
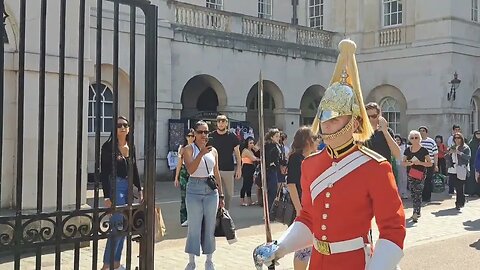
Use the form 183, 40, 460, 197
154, 206, 166, 242
456, 164, 468, 180
253, 164, 262, 187
432, 173, 446, 193
203, 158, 218, 191
408, 167, 425, 180
270, 184, 296, 226
214, 207, 238, 244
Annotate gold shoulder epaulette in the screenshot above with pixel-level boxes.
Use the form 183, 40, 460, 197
359, 146, 386, 163
305, 149, 324, 160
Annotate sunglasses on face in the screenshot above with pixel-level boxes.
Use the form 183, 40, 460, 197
195, 130, 209, 135
217, 119, 227, 123
186, 134, 194, 138
117, 123, 129, 128
454, 137, 462, 140
410, 136, 419, 140
368, 114, 378, 119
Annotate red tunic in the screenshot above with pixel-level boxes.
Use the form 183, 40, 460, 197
296, 145, 406, 270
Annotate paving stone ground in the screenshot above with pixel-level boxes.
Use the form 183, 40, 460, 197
1, 182, 479, 270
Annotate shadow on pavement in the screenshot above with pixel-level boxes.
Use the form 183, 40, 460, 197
431, 207, 462, 217
468, 239, 480, 250
463, 218, 480, 231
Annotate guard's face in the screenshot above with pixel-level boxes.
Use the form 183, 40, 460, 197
321, 116, 351, 134
320, 115, 354, 145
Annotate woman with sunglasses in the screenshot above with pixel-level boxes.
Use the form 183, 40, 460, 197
100, 116, 142, 270
446, 132, 471, 210
182, 121, 224, 270
174, 128, 196, 227
403, 130, 432, 222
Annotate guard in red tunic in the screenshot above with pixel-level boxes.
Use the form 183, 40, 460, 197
253, 39, 406, 270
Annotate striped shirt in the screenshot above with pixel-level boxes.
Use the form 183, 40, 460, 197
420, 137, 438, 161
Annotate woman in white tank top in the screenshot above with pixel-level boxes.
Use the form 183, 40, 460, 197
181, 121, 224, 270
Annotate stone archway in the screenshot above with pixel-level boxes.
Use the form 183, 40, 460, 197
245, 80, 284, 135
367, 84, 407, 136
300, 85, 325, 126
180, 74, 227, 118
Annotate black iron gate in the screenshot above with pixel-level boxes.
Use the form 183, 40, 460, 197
0, 0, 157, 269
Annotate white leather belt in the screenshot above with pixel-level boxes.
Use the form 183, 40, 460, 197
313, 236, 365, 255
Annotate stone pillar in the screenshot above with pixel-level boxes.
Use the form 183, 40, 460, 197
4, 1, 91, 210
274, 108, 301, 140
218, 105, 247, 122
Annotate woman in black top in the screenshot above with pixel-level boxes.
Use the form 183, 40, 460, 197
100, 116, 142, 270
286, 127, 317, 270
402, 130, 432, 223
264, 128, 281, 213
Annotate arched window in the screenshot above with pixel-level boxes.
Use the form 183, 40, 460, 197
381, 97, 400, 133
248, 91, 275, 110
88, 83, 114, 134
471, 98, 478, 133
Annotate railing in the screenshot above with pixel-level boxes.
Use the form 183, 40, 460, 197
175, 4, 231, 32
242, 17, 287, 41
296, 27, 332, 48
379, 27, 402, 46
171, 1, 335, 49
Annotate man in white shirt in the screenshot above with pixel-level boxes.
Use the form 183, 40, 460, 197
447, 124, 461, 147
419, 126, 438, 203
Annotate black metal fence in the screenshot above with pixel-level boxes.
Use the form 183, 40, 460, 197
0, 0, 157, 269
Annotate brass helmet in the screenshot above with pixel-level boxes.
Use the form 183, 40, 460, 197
311, 39, 373, 142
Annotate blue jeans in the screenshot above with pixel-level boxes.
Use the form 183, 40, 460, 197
185, 177, 219, 256
103, 177, 128, 264
266, 169, 278, 213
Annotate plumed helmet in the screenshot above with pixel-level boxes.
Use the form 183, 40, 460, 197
311, 39, 373, 142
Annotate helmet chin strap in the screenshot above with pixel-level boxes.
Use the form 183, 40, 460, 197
321, 117, 354, 141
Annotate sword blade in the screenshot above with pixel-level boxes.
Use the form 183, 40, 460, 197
258, 71, 273, 244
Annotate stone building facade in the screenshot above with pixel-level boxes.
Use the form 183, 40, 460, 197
2, 0, 480, 209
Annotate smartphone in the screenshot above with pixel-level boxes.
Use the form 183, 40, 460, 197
206, 136, 214, 147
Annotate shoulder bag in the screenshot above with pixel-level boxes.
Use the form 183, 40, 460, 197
270, 184, 296, 226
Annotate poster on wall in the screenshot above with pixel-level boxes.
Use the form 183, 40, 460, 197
168, 119, 188, 151
229, 121, 255, 142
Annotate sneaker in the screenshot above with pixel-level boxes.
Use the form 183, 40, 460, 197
181, 220, 188, 227
184, 262, 196, 270
114, 266, 126, 270
205, 261, 215, 270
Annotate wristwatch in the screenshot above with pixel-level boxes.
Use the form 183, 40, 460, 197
219, 194, 225, 199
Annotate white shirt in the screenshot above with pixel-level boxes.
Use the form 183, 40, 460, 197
190, 143, 216, 178
447, 135, 455, 148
